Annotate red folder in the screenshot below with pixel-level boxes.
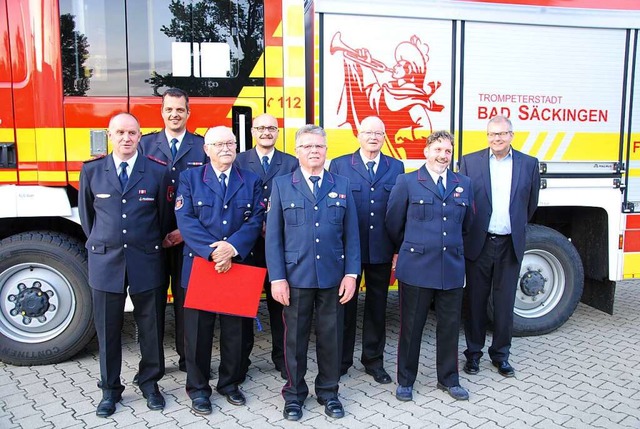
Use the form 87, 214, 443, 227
184, 256, 266, 318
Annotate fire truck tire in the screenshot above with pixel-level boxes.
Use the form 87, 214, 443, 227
487, 224, 584, 337
0, 231, 94, 366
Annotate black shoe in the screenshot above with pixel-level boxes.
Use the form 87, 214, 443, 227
463, 358, 480, 375
132, 372, 139, 386
317, 397, 345, 419
283, 400, 303, 421
144, 392, 165, 410
340, 367, 349, 377
492, 360, 515, 377
365, 367, 392, 384
437, 383, 469, 400
224, 388, 246, 406
395, 385, 413, 402
191, 397, 212, 415
96, 397, 119, 418
179, 362, 187, 372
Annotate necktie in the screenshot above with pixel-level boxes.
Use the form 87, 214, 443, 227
437, 175, 446, 198
366, 160, 376, 182
219, 172, 227, 197
119, 162, 128, 190
309, 175, 320, 198
170, 138, 178, 159
262, 155, 270, 172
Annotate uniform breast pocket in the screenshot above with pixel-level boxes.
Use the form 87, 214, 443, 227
409, 195, 433, 221
236, 200, 253, 221
327, 198, 347, 224
453, 197, 469, 223
283, 199, 305, 226
192, 196, 215, 220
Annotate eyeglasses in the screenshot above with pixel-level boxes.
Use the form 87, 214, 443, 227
206, 141, 237, 149
296, 144, 327, 151
253, 126, 278, 133
487, 131, 512, 138
361, 131, 385, 138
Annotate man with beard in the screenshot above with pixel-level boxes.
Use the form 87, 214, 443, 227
385, 130, 474, 402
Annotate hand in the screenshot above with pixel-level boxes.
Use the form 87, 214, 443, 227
209, 241, 235, 264
338, 276, 356, 304
392, 254, 398, 271
162, 229, 183, 247
271, 280, 290, 306
214, 259, 232, 273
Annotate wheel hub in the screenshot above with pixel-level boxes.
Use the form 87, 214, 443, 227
519, 270, 546, 297
8, 281, 55, 323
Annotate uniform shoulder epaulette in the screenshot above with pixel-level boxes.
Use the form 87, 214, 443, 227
141, 130, 161, 137
146, 155, 168, 166
83, 154, 107, 163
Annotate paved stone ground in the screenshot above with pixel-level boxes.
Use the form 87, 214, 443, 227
1, 279, 639, 429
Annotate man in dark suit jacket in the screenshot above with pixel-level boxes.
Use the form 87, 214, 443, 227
139, 88, 207, 372
328, 116, 404, 384
460, 115, 540, 378
266, 125, 361, 421
175, 126, 264, 415
386, 131, 474, 402
235, 113, 298, 379
79, 113, 170, 417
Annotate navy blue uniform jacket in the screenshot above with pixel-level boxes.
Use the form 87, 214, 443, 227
385, 166, 474, 290
265, 168, 361, 289
174, 164, 265, 287
329, 151, 404, 264
459, 148, 540, 264
139, 130, 207, 227
235, 147, 298, 206
79, 154, 170, 293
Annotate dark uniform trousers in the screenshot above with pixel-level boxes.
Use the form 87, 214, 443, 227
164, 243, 186, 367
92, 286, 165, 398
342, 263, 392, 372
282, 286, 344, 403
464, 234, 519, 362
184, 308, 250, 399
397, 282, 463, 388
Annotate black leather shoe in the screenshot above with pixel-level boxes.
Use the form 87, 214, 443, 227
395, 385, 413, 402
96, 397, 119, 418
492, 360, 515, 377
365, 367, 392, 384
317, 397, 345, 419
132, 372, 139, 386
144, 392, 165, 410
437, 383, 469, 400
191, 397, 212, 415
283, 400, 303, 421
224, 388, 246, 406
463, 358, 480, 375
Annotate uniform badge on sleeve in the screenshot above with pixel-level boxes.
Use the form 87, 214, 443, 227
175, 195, 184, 211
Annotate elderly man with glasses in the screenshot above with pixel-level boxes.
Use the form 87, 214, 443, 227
175, 126, 264, 415
266, 125, 360, 421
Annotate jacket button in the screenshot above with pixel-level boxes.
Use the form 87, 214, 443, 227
222, 220, 227, 225
410, 247, 414, 252
189, 253, 193, 257
198, 201, 203, 206
122, 214, 127, 218
91, 246, 95, 251
123, 244, 128, 248
123, 229, 127, 234
316, 255, 320, 259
